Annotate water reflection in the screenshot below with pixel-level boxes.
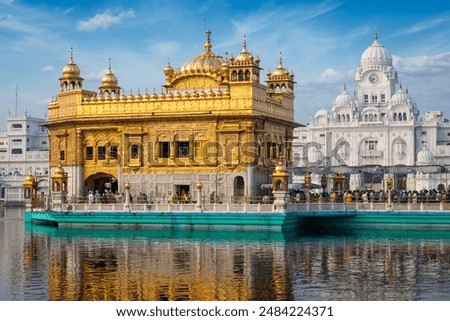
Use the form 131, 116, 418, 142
1, 207, 450, 300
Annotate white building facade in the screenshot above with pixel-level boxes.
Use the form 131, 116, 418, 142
0, 113, 49, 204
294, 34, 450, 194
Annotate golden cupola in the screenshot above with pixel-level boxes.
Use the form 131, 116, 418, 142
59, 47, 83, 91
179, 29, 224, 74
234, 35, 253, 63
99, 58, 121, 96
228, 35, 261, 83
163, 60, 175, 85
164, 30, 226, 91
266, 52, 295, 96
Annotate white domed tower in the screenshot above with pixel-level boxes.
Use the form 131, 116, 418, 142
332, 85, 355, 123
355, 33, 398, 115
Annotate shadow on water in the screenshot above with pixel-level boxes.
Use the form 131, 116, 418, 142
296, 217, 450, 242
24, 223, 294, 244
25, 218, 450, 245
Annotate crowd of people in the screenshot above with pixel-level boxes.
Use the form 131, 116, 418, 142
328, 188, 450, 203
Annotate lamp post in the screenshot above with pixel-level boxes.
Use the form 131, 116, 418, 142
321, 174, 328, 197
196, 181, 203, 211
124, 181, 131, 207
304, 172, 312, 203
386, 175, 393, 208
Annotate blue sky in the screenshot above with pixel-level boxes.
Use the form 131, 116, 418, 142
1, 0, 450, 127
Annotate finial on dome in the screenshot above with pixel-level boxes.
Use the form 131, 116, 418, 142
278, 51, 283, 67
204, 29, 212, 53
344, 84, 347, 91
108, 57, 112, 71
374, 26, 378, 40
70, 46, 74, 60
243, 34, 247, 50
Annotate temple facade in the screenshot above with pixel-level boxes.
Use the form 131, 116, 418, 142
293, 34, 450, 194
44, 31, 296, 202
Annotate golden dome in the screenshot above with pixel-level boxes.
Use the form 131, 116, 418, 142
24, 168, 35, 182
274, 161, 287, 174
62, 47, 81, 78
235, 35, 253, 62
101, 67, 118, 87
164, 61, 174, 76
53, 165, 65, 176
272, 53, 289, 77
180, 30, 224, 74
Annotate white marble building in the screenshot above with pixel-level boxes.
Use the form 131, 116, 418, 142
293, 34, 450, 193
0, 113, 49, 204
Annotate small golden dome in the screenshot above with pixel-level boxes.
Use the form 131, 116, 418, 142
62, 47, 81, 77
101, 69, 118, 86
100, 58, 119, 87
25, 168, 35, 182
274, 161, 286, 173
164, 61, 174, 76
54, 165, 65, 175
272, 53, 289, 77
235, 35, 253, 62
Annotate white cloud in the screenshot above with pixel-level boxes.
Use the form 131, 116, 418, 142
77, 9, 135, 32
41, 65, 56, 73
62, 7, 74, 15
401, 18, 444, 35
0, 0, 13, 6
394, 52, 450, 76
150, 41, 180, 57
317, 68, 354, 84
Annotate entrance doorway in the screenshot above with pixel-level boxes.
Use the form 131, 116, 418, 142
233, 176, 245, 203
85, 174, 118, 196
175, 184, 191, 203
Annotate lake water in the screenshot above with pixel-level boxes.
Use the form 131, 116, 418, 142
1, 206, 450, 301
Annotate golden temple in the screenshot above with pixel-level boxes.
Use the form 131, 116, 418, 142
45, 30, 296, 201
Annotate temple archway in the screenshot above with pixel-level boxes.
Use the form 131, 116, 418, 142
85, 173, 118, 196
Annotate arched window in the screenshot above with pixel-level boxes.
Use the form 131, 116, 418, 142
231, 71, 237, 81
238, 70, 244, 81
393, 113, 397, 121
403, 112, 407, 121
244, 70, 250, 81
131, 144, 139, 159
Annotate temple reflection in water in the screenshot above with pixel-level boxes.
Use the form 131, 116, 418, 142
17, 224, 450, 301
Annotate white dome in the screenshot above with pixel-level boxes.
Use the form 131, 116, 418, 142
416, 145, 434, 165
315, 109, 328, 119
333, 88, 351, 109
360, 34, 392, 70
390, 87, 409, 106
